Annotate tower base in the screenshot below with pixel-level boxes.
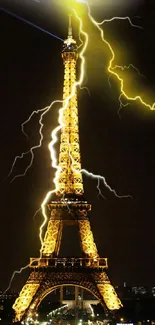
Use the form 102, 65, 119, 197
13, 257, 122, 322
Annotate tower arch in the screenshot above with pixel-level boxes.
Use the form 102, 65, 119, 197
27, 271, 104, 316
30, 283, 103, 314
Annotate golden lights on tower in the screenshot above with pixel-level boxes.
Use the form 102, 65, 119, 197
12, 14, 122, 322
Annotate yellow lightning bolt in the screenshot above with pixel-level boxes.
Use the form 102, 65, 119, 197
75, 0, 155, 111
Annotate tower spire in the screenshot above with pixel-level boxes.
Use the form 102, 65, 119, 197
63, 14, 76, 52
68, 14, 72, 38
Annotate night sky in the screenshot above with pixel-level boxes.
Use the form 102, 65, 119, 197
1, 0, 155, 292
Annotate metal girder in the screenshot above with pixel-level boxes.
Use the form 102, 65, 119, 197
41, 210, 63, 257
78, 219, 99, 259
57, 52, 84, 196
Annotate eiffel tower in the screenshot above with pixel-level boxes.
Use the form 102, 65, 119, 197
13, 16, 122, 322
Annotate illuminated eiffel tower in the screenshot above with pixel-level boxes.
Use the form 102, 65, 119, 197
13, 16, 122, 322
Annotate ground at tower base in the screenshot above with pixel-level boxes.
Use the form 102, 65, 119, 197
1, 284, 155, 325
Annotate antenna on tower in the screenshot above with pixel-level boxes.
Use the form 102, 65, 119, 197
68, 14, 72, 38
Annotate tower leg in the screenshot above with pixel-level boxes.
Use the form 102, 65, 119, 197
54, 220, 63, 256
78, 219, 98, 259
92, 272, 122, 310
41, 210, 63, 257
13, 271, 45, 322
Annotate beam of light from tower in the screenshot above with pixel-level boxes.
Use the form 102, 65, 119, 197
76, 0, 155, 110
1, 8, 64, 41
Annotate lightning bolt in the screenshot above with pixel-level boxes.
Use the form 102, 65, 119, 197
97, 178, 106, 200
68, 144, 131, 200
108, 63, 145, 91
33, 207, 41, 222
76, 0, 155, 111
3, 264, 30, 295
5, 3, 136, 292
6, 100, 63, 183
98, 15, 143, 30
81, 169, 132, 199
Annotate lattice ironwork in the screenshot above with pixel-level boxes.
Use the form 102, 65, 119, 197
13, 272, 46, 322
93, 272, 122, 310
25, 271, 104, 319
97, 283, 122, 310
57, 37, 83, 196
41, 210, 63, 257
78, 219, 99, 259
12, 17, 122, 323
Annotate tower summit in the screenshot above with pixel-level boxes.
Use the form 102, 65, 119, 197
68, 14, 73, 38
63, 14, 77, 50
12, 18, 122, 323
